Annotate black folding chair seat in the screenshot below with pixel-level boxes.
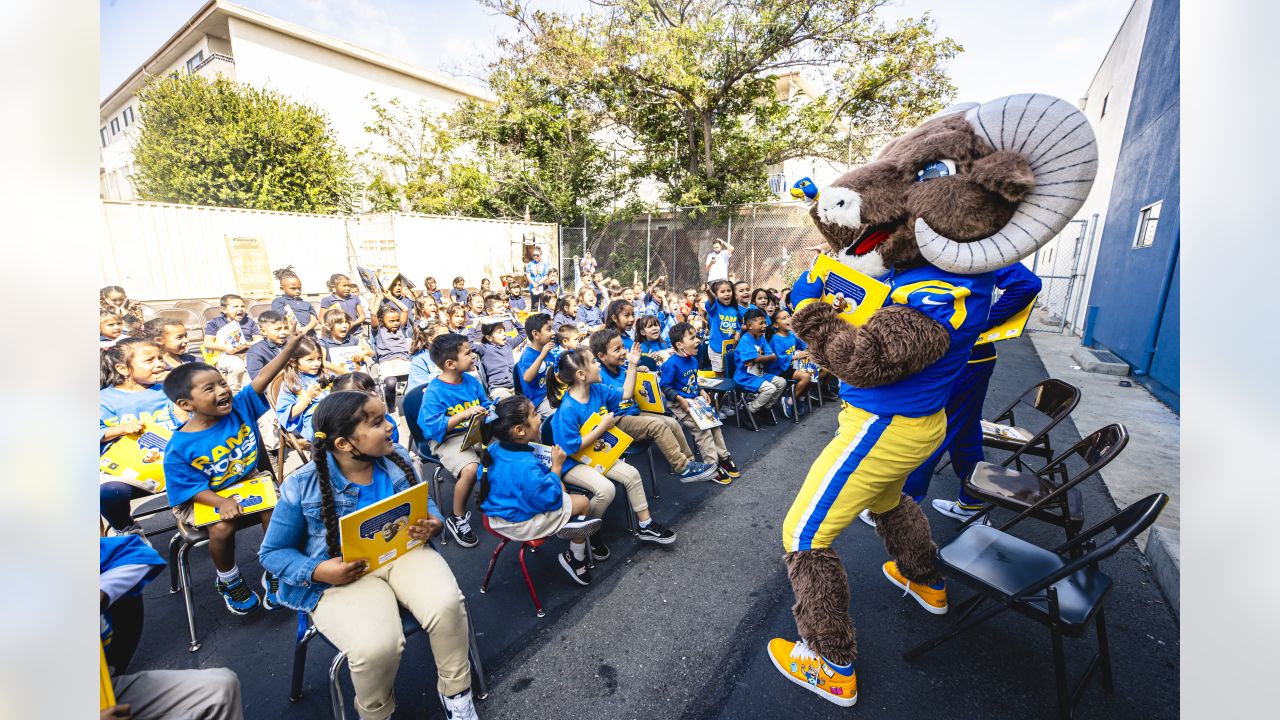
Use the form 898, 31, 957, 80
965, 462, 1085, 530
939, 524, 1109, 628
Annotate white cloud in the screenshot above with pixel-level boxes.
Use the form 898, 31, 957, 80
1049, 0, 1128, 26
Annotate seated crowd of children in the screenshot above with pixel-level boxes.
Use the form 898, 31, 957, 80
96, 264, 829, 719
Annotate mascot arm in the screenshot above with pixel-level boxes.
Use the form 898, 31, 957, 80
792, 303, 950, 388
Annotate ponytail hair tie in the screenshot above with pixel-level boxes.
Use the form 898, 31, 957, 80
483, 405, 500, 425
313, 431, 327, 441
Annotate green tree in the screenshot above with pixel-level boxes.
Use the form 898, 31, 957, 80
132, 74, 354, 213
485, 0, 961, 208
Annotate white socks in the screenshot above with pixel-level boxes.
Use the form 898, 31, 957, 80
570, 541, 586, 560
215, 566, 241, 584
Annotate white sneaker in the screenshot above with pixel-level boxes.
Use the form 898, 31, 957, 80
931, 498, 984, 522
858, 509, 876, 527
439, 688, 480, 720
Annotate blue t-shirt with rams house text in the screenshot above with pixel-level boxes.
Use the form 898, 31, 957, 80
837, 264, 994, 417
417, 373, 491, 444
704, 299, 740, 353
551, 383, 626, 473
164, 386, 270, 506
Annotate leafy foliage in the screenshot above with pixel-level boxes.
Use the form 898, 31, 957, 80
132, 74, 354, 213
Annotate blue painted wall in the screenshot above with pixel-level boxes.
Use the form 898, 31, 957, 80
1084, 0, 1180, 411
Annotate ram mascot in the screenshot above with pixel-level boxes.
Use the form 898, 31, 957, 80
768, 94, 1097, 706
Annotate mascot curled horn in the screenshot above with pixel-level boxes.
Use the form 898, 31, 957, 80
767, 94, 1097, 706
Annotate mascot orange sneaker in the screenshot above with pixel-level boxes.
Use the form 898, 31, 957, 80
882, 561, 948, 614
766, 638, 857, 707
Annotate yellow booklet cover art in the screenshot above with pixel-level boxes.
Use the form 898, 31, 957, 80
973, 300, 1035, 345
340, 483, 430, 572
100, 641, 116, 710
809, 254, 892, 326
99, 424, 173, 493
634, 371, 666, 414
572, 412, 633, 473
192, 473, 279, 527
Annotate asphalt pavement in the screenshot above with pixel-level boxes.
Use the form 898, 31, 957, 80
123, 335, 1178, 719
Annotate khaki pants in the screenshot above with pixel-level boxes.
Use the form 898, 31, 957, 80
616, 412, 693, 473
113, 666, 243, 720
490, 387, 514, 400
671, 404, 730, 463
564, 461, 648, 518
535, 397, 553, 419
429, 432, 482, 480
214, 353, 249, 393
747, 376, 787, 413
310, 547, 471, 720
708, 347, 725, 373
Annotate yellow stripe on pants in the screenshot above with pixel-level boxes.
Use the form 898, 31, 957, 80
782, 404, 946, 553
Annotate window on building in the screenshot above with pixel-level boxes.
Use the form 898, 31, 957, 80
110, 118, 120, 135
100, 128, 109, 147
186, 50, 204, 73
122, 106, 134, 127
1133, 201, 1161, 249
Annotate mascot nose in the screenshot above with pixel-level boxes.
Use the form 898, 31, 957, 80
816, 186, 862, 229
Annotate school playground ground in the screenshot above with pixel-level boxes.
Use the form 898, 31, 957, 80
127, 336, 1179, 719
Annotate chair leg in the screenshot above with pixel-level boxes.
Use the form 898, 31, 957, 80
328, 652, 349, 720
905, 596, 1013, 662
1095, 607, 1114, 694
646, 446, 660, 500
517, 545, 545, 617
167, 533, 182, 593
433, 467, 447, 546
176, 542, 201, 653
290, 626, 317, 701
1048, 588, 1071, 720
790, 385, 800, 424
463, 597, 490, 700
480, 539, 509, 593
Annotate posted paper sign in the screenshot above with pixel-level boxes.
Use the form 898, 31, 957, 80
340, 483, 429, 572
810, 254, 891, 326
634, 371, 666, 414
192, 473, 278, 527
571, 413, 633, 473
99, 425, 172, 493
973, 301, 1035, 345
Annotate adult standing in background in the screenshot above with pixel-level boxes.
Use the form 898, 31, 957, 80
526, 246, 549, 310
705, 239, 734, 282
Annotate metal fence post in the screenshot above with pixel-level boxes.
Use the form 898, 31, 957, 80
646, 213, 652, 282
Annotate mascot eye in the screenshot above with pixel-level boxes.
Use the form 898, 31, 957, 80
916, 159, 957, 182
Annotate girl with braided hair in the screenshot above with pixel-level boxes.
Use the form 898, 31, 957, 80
259, 391, 479, 720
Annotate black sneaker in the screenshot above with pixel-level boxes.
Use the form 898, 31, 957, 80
720, 457, 742, 478
589, 533, 610, 561
637, 521, 677, 545
558, 549, 592, 586
446, 512, 479, 547
555, 514, 603, 540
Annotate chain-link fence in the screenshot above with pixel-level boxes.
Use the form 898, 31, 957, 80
558, 202, 826, 295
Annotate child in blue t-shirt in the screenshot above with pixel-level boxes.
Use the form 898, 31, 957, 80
329, 372, 401, 445
271, 266, 319, 335
144, 317, 198, 377
274, 337, 333, 441
258, 391, 479, 719
318, 307, 374, 375
547, 349, 676, 557
768, 308, 813, 418
589, 329, 717, 483
660, 323, 738, 483
634, 314, 671, 366
417, 333, 492, 548
99, 338, 186, 532
408, 323, 448, 390
603, 299, 636, 350
703, 280, 740, 373
100, 310, 124, 348
320, 273, 367, 339
162, 330, 306, 615
479, 396, 602, 585
517, 313, 556, 418
575, 287, 605, 331
734, 307, 786, 415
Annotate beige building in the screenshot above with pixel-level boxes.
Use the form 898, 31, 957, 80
99, 0, 495, 201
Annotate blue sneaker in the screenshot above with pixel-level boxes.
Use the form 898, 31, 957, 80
678, 461, 718, 483
260, 571, 280, 610
215, 576, 261, 615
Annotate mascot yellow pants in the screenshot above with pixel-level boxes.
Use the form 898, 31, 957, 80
783, 404, 945, 552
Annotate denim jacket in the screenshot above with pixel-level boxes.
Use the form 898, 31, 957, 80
258, 445, 440, 612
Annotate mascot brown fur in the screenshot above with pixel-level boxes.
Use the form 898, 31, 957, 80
769, 94, 1097, 705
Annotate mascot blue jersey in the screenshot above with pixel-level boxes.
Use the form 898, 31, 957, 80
838, 264, 994, 417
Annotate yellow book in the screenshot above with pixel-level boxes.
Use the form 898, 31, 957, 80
807, 254, 892, 326
191, 473, 279, 527
459, 412, 486, 451
973, 301, 1035, 345
99, 425, 173, 493
634, 371, 666, 414
100, 641, 116, 711
340, 483, 430, 572
572, 412, 633, 473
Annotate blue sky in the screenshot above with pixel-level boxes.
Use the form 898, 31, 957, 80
101, 0, 1135, 104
